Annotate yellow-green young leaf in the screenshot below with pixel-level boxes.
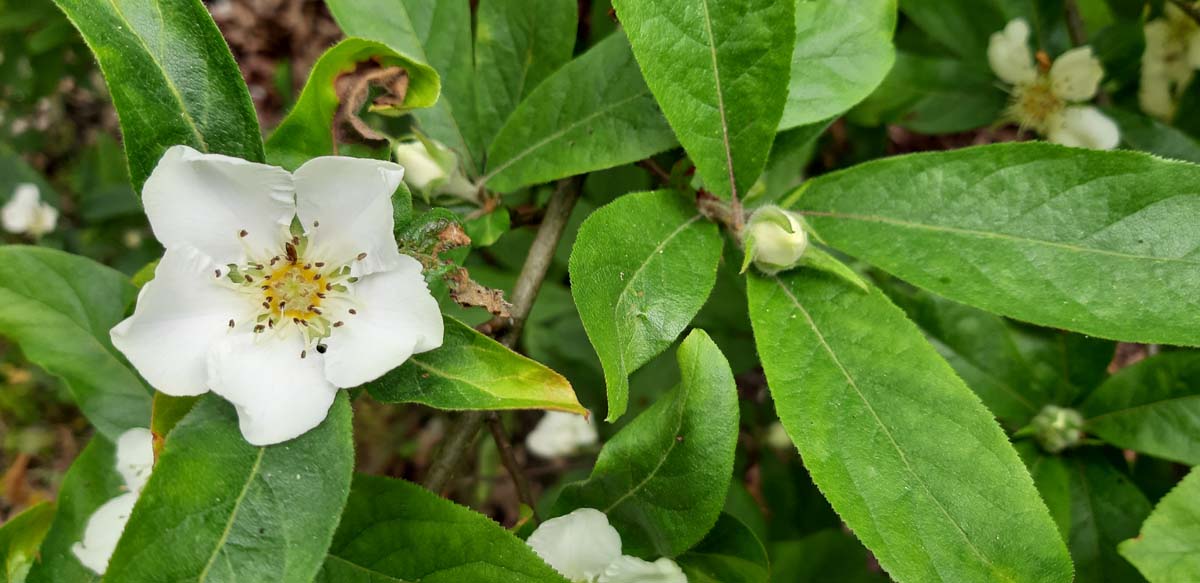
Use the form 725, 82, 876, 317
677, 514, 769, 583
780, 0, 897, 130
556, 330, 738, 558
1023, 449, 1151, 583
482, 32, 678, 193
789, 143, 1200, 347
747, 271, 1072, 583
326, 0, 484, 173
1120, 466, 1200, 583
314, 474, 569, 583
27, 438, 125, 583
612, 0, 794, 200
265, 38, 440, 170
473, 0, 577, 148
1081, 352, 1200, 465
367, 316, 584, 415
568, 191, 723, 421
52, 0, 263, 190
0, 502, 55, 583
103, 394, 354, 583
0, 247, 150, 440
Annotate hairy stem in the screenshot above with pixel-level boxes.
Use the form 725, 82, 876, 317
423, 178, 582, 495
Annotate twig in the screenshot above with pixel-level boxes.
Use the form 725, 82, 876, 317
423, 178, 582, 494
1169, 0, 1200, 26
1063, 0, 1088, 47
487, 412, 541, 522
637, 159, 672, 185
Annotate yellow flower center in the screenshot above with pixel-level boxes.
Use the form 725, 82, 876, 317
1011, 78, 1064, 133
264, 262, 324, 322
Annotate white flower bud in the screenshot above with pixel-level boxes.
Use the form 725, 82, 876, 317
745, 206, 808, 275
2, 183, 58, 237
394, 139, 478, 204
1032, 405, 1085, 454
526, 411, 598, 459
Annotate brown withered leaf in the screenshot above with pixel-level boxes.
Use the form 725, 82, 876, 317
447, 267, 512, 318
334, 62, 410, 143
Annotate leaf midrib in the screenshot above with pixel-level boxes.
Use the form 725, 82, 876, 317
601, 381, 689, 514
801, 210, 1200, 265
698, 0, 738, 199
196, 447, 266, 582
770, 277, 1006, 579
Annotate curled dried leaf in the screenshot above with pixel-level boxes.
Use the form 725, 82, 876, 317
334, 62, 410, 142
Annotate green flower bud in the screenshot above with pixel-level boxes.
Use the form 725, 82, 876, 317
1031, 405, 1085, 454
744, 206, 808, 274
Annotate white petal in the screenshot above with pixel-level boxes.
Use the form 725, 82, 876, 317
2, 183, 41, 234
31, 203, 58, 236
115, 427, 154, 494
1050, 46, 1104, 101
598, 557, 688, 583
1047, 106, 1121, 150
321, 256, 443, 388
528, 508, 623, 583
111, 246, 252, 397
293, 156, 405, 273
206, 330, 339, 445
394, 141, 447, 192
71, 492, 138, 575
988, 19, 1037, 85
527, 411, 598, 460
142, 145, 294, 266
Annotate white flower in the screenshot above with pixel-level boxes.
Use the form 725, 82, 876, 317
599, 557, 687, 583
394, 138, 478, 204
764, 421, 793, 451
1139, 4, 1200, 120
988, 19, 1119, 150
110, 146, 444, 446
2, 183, 58, 237
527, 508, 687, 583
72, 427, 155, 575
526, 411, 598, 459
745, 206, 808, 275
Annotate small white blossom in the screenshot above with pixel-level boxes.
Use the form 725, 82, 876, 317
1140, 3, 1200, 120
598, 556, 687, 583
526, 411, 598, 459
72, 427, 154, 575
394, 138, 478, 204
527, 508, 687, 583
111, 146, 444, 446
2, 183, 58, 237
988, 19, 1119, 150
745, 206, 808, 275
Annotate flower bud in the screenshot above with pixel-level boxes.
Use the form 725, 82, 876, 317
394, 138, 478, 204
745, 206, 808, 274
1032, 405, 1084, 454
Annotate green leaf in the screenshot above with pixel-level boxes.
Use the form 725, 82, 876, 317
1081, 352, 1200, 465
676, 514, 769, 583
314, 474, 569, 583
103, 394, 354, 582
482, 31, 678, 193
1106, 107, 1200, 164
568, 190, 723, 420
780, 0, 897, 130
0, 246, 149, 440
473, 0, 576, 148
1025, 450, 1151, 583
880, 281, 1114, 427
848, 52, 1006, 134
368, 316, 584, 415
1120, 466, 1200, 583
326, 0, 484, 173
747, 271, 1072, 583
556, 330, 738, 558
898, 0, 1008, 62
770, 529, 887, 583
613, 0, 794, 199
265, 38, 441, 170
789, 143, 1200, 347
463, 206, 511, 248
52, 0, 263, 189
0, 502, 55, 583
149, 392, 198, 445
27, 438, 124, 583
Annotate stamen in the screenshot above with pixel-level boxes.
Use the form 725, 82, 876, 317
244, 274, 254, 283
300, 350, 307, 359
356, 252, 368, 261
228, 319, 235, 328
315, 262, 325, 268
214, 269, 222, 278
253, 325, 265, 333
313, 220, 320, 228
308, 306, 322, 315
239, 229, 248, 238
348, 308, 357, 315
316, 344, 327, 354
333, 321, 344, 327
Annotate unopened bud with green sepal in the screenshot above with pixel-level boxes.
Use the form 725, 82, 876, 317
1031, 405, 1085, 454
741, 206, 869, 292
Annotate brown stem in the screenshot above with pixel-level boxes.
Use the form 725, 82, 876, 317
1169, 0, 1200, 26
423, 178, 582, 494
487, 412, 541, 522
637, 159, 672, 185
1064, 0, 1088, 47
